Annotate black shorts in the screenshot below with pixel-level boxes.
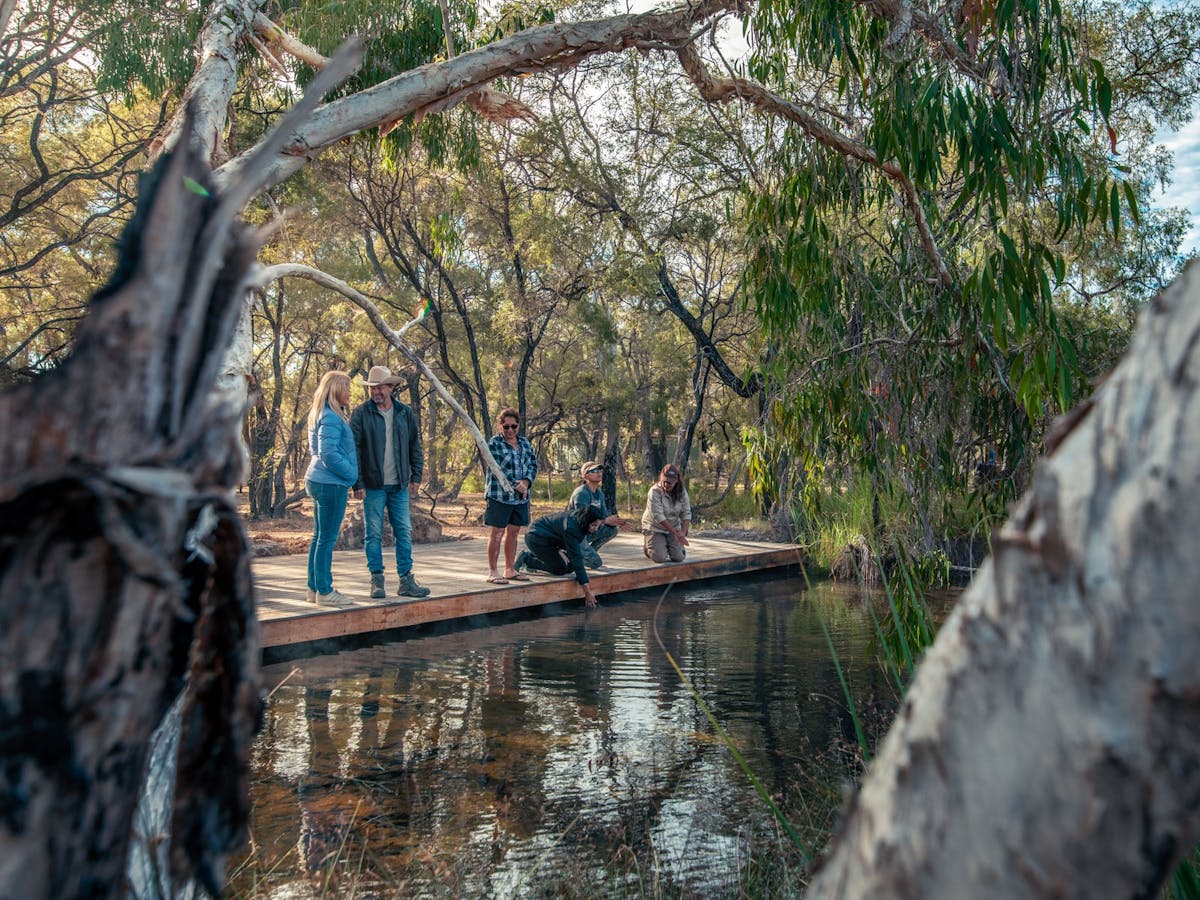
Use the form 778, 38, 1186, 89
484, 498, 530, 528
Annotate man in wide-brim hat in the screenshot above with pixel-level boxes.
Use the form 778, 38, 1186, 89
350, 365, 431, 599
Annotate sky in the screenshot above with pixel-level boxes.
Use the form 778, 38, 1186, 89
1156, 112, 1200, 257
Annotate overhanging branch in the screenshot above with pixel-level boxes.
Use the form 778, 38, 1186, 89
676, 43, 954, 291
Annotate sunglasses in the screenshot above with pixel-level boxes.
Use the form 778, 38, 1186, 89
501, 423, 519, 430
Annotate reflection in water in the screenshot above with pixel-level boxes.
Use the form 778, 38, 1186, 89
228, 577, 896, 897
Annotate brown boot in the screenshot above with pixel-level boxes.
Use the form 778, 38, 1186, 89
397, 572, 430, 598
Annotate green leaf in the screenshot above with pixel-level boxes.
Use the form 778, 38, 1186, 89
1110, 183, 1121, 239
999, 231, 1019, 264
182, 176, 209, 198
1058, 357, 1072, 410
1122, 180, 1140, 225
1097, 78, 1113, 121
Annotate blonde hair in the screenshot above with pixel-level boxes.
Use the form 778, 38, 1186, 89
308, 370, 351, 432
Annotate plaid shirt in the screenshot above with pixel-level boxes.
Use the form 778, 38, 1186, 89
485, 433, 538, 504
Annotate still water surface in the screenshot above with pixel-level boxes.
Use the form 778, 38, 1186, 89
229, 576, 895, 898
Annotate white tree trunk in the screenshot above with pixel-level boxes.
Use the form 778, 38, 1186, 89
807, 261, 1200, 897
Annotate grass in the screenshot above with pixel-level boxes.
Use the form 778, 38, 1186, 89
223, 804, 818, 899
1167, 846, 1200, 900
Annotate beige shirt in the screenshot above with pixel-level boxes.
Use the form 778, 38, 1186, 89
641, 484, 691, 534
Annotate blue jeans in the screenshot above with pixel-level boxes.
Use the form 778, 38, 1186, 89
363, 485, 414, 576
585, 523, 617, 551
307, 479, 348, 594
581, 523, 617, 565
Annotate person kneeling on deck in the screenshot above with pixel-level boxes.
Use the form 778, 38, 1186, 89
514, 506, 604, 608
567, 460, 622, 569
351, 365, 431, 599
641, 465, 691, 563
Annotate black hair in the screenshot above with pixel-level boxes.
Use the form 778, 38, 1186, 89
570, 504, 602, 532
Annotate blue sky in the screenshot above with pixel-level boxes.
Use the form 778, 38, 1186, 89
1155, 113, 1200, 257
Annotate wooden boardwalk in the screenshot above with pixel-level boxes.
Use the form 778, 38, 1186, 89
255, 533, 802, 649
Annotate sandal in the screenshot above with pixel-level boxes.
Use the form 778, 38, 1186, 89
487, 575, 509, 585
507, 573, 530, 581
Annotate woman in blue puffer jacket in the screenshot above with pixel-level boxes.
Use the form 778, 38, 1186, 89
305, 370, 359, 606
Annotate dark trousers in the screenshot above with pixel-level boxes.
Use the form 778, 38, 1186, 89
524, 531, 572, 576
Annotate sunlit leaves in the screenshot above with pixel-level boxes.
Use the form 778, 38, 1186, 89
285, 0, 457, 93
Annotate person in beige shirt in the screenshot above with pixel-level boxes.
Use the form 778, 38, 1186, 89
640, 464, 690, 563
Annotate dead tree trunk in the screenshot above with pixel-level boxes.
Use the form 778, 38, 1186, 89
0, 42, 363, 895
807, 261, 1200, 898
0, 139, 262, 897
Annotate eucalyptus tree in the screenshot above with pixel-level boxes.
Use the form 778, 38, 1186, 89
731, 0, 1198, 546
5, 0, 1200, 897
467, 124, 600, 434
541, 55, 764, 392
1056, 0, 1199, 317
341, 139, 495, 429
0, 2, 167, 380
526, 54, 765, 478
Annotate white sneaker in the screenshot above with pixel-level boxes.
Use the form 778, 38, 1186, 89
307, 588, 317, 603
316, 589, 355, 607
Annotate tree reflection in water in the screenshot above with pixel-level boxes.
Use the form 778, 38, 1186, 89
230, 577, 898, 896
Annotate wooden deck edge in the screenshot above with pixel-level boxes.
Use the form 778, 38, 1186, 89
259, 546, 803, 649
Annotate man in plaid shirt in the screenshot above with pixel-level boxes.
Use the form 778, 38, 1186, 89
484, 407, 538, 583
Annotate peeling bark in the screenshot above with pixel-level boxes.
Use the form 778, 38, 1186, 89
213, 0, 740, 193
808, 261, 1200, 898
0, 137, 261, 898
0, 43, 364, 893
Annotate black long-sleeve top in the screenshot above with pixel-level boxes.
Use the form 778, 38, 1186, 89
528, 511, 591, 585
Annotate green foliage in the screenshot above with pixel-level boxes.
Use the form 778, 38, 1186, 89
0, 5, 166, 379
286, 0, 473, 92
692, 487, 760, 525
91, 1, 203, 98
741, 0, 1195, 553
480, 1, 557, 44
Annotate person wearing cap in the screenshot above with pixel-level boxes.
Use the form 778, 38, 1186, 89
350, 365, 431, 599
567, 461, 622, 568
514, 505, 604, 607
484, 406, 538, 584
640, 464, 691, 563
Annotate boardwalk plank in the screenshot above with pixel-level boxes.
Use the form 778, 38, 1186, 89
254, 533, 802, 648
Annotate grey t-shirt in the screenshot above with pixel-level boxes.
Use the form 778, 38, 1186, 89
381, 404, 398, 485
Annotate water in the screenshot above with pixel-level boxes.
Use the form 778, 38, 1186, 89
228, 576, 898, 898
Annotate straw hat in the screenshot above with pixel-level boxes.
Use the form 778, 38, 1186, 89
363, 365, 401, 386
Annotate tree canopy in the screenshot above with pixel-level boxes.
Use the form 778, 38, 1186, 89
1, 0, 1199, 890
